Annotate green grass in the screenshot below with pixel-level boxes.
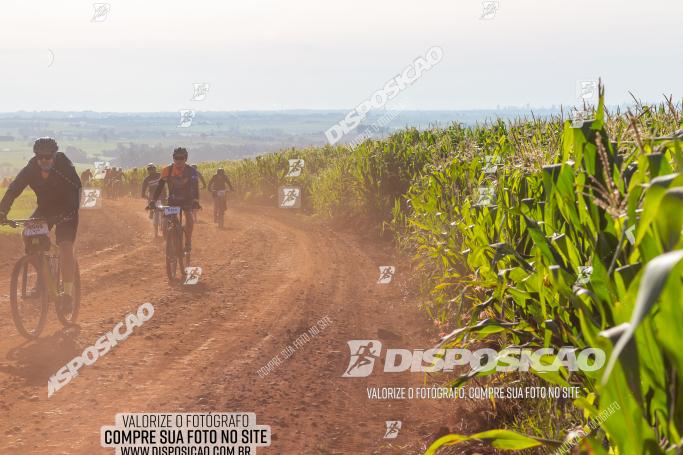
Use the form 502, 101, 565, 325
0, 188, 38, 234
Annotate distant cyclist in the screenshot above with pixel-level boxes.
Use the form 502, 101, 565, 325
0, 137, 81, 311
147, 148, 200, 251
80, 168, 93, 186
103, 167, 113, 198
207, 168, 234, 222
141, 164, 167, 202
114, 168, 124, 198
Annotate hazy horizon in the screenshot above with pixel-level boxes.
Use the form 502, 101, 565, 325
0, 104, 650, 116
1, 0, 681, 112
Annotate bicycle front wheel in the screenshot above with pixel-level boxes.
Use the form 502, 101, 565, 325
166, 223, 180, 281
10, 255, 49, 339
177, 225, 189, 278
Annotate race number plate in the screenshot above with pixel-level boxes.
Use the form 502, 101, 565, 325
216, 190, 226, 197
164, 206, 181, 216
23, 221, 49, 237
183, 267, 202, 285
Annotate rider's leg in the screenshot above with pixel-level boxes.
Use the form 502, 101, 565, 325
59, 241, 76, 294
55, 214, 78, 297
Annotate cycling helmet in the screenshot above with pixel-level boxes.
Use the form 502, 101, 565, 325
146, 163, 156, 171
33, 137, 58, 154
217, 168, 225, 175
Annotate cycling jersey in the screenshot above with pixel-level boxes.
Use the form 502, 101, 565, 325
141, 172, 167, 200
0, 152, 81, 218
152, 164, 199, 207
208, 174, 234, 192
0, 152, 81, 244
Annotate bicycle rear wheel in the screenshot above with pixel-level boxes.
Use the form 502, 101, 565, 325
55, 260, 81, 326
10, 255, 48, 339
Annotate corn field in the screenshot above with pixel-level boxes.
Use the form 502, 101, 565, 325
129, 87, 683, 453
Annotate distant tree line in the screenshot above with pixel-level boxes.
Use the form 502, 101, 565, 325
103, 143, 269, 168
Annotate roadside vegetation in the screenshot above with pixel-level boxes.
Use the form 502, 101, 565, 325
0, 190, 39, 234
129, 86, 683, 453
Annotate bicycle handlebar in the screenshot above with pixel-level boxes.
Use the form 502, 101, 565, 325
0, 218, 47, 228
146, 204, 186, 213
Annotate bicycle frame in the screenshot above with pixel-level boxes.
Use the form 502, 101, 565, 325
154, 205, 190, 280
12, 220, 61, 300
38, 253, 60, 301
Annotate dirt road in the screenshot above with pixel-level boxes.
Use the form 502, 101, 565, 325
0, 198, 487, 454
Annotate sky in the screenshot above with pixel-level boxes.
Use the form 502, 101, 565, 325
0, 0, 681, 112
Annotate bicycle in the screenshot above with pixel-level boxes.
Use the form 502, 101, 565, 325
2, 218, 81, 339
213, 190, 229, 228
148, 205, 190, 281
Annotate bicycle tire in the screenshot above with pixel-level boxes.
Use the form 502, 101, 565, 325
176, 223, 189, 277
10, 255, 48, 339
55, 260, 81, 326
166, 223, 179, 281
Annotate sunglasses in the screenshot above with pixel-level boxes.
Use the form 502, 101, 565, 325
173, 156, 187, 161
36, 154, 55, 161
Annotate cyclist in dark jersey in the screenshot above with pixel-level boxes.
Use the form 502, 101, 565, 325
0, 137, 82, 311
207, 168, 234, 222
147, 148, 200, 251
141, 164, 167, 202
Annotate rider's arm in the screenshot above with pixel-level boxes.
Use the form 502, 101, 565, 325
207, 175, 216, 192
0, 164, 32, 216
191, 169, 200, 201
151, 167, 170, 203
151, 177, 166, 202
226, 176, 234, 191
